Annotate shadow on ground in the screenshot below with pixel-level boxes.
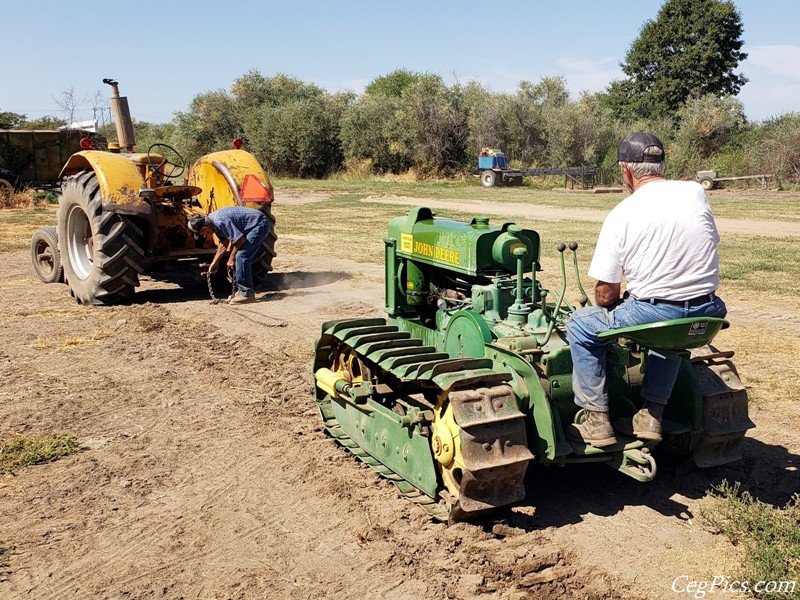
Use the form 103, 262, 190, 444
499, 436, 797, 531
133, 270, 353, 305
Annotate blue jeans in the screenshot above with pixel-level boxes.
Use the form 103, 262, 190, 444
565, 295, 727, 412
235, 218, 270, 295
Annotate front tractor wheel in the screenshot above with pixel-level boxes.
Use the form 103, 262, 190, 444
57, 171, 146, 305
31, 226, 64, 283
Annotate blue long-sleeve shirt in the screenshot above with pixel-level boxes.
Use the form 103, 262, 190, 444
207, 206, 265, 244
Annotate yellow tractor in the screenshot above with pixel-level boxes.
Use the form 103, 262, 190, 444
31, 79, 277, 304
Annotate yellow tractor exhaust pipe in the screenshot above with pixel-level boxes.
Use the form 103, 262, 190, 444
103, 78, 136, 152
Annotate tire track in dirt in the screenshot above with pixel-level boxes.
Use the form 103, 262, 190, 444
2, 249, 797, 599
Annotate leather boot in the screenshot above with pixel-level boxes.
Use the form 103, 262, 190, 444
615, 402, 663, 442
567, 410, 616, 448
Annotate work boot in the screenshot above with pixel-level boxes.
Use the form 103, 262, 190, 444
615, 402, 663, 442
567, 410, 617, 448
229, 292, 257, 305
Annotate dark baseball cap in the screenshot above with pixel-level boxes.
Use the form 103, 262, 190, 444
614, 132, 665, 165
187, 215, 207, 238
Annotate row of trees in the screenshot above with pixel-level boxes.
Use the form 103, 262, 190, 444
149, 0, 797, 185
150, 69, 797, 186
3, 0, 799, 186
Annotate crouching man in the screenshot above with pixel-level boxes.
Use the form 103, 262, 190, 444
188, 206, 270, 304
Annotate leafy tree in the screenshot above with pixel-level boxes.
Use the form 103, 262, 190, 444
365, 69, 425, 98
231, 70, 326, 110
342, 74, 470, 176
245, 98, 344, 178
340, 94, 412, 173
496, 77, 571, 166
174, 72, 346, 177
550, 91, 620, 169
173, 91, 240, 162
752, 113, 800, 185
22, 115, 67, 129
461, 81, 501, 157
399, 75, 470, 176
131, 121, 180, 155
673, 94, 745, 170
606, 0, 747, 121
0, 111, 26, 129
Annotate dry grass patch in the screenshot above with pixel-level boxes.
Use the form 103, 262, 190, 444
129, 304, 171, 332
61, 329, 109, 347
721, 325, 800, 405
274, 178, 800, 221
14, 306, 93, 320
0, 190, 36, 209
702, 481, 800, 600
0, 206, 57, 253
32, 336, 51, 349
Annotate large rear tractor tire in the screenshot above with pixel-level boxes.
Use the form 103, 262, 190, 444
31, 226, 64, 284
252, 205, 278, 284
57, 171, 146, 305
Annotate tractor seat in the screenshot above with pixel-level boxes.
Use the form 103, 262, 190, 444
597, 317, 729, 351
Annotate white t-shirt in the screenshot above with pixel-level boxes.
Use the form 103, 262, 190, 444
588, 180, 720, 300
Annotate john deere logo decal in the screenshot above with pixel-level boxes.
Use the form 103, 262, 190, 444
688, 321, 708, 336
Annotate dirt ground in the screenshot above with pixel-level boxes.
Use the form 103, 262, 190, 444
0, 193, 798, 599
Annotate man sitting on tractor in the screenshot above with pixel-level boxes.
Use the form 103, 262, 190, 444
188, 207, 270, 304
565, 132, 727, 448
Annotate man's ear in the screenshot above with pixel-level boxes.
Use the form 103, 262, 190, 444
620, 164, 634, 191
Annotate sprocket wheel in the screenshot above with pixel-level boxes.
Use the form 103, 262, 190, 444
431, 391, 466, 510
330, 344, 370, 386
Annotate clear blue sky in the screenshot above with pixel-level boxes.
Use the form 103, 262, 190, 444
2, 0, 798, 125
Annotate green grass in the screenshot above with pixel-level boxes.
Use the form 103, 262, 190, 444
275, 185, 800, 297
707, 194, 800, 223
0, 433, 81, 475
702, 481, 800, 599
719, 235, 800, 294
4, 179, 800, 296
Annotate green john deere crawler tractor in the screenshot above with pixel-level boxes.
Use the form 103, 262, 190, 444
313, 207, 754, 522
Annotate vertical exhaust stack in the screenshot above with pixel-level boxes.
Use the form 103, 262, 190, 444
102, 78, 136, 152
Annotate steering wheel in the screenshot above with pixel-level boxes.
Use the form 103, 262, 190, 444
147, 143, 186, 180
